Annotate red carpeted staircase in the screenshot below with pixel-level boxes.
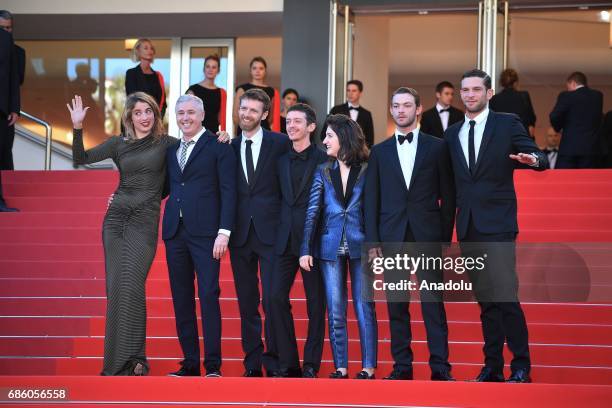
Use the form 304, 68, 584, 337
1, 169, 612, 407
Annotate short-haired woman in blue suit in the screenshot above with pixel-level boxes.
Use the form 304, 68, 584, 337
300, 114, 377, 379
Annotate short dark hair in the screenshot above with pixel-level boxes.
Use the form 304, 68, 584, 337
435, 81, 454, 94
324, 114, 369, 166
500, 68, 519, 89
240, 88, 271, 114
249, 56, 268, 69
287, 103, 316, 125
567, 71, 587, 86
204, 54, 220, 68
0, 10, 13, 20
347, 79, 363, 92
391, 87, 421, 107
282, 88, 299, 99
461, 69, 492, 90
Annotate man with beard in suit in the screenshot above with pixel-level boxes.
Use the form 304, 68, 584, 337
325, 80, 374, 148
269, 103, 327, 378
365, 87, 455, 381
419, 81, 463, 139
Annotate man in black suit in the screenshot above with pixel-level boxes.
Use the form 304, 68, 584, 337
163, 95, 237, 378
269, 103, 327, 378
419, 81, 463, 139
0, 10, 25, 171
550, 71, 603, 169
325, 80, 374, 147
445, 69, 547, 383
0, 26, 19, 212
230, 88, 291, 377
541, 127, 561, 169
365, 87, 456, 381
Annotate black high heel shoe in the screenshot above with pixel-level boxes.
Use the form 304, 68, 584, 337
329, 370, 348, 379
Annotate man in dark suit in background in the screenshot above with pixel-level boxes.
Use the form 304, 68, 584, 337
445, 69, 547, 383
549, 71, 603, 169
419, 81, 463, 139
230, 88, 291, 377
325, 80, 374, 147
163, 95, 236, 378
270, 103, 327, 378
365, 87, 456, 381
0, 10, 25, 171
0, 26, 19, 212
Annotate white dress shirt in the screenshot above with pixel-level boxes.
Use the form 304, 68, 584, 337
240, 126, 264, 183
348, 103, 360, 122
458, 108, 489, 167
395, 128, 419, 190
177, 127, 230, 237
437, 103, 450, 131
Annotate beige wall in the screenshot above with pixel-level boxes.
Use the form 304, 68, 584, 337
235, 37, 283, 90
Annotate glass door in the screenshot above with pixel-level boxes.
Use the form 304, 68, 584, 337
168, 38, 235, 137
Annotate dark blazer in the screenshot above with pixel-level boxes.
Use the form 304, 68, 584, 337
445, 111, 547, 240
15, 45, 25, 86
275, 145, 328, 256
301, 161, 367, 261
230, 130, 291, 247
490, 88, 536, 133
162, 130, 237, 240
419, 105, 463, 139
325, 103, 375, 147
0, 30, 19, 116
365, 132, 455, 243
550, 86, 603, 156
125, 64, 166, 114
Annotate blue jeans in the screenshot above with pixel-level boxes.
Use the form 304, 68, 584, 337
319, 255, 377, 369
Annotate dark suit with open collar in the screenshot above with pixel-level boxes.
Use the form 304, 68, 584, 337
230, 129, 291, 374
444, 110, 547, 376
419, 105, 464, 139
325, 103, 375, 148
365, 130, 455, 376
269, 143, 328, 375
1, 44, 24, 171
162, 129, 237, 373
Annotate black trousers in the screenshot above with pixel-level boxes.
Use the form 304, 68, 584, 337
0, 124, 14, 170
165, 221, 222, 371
0, 114, 9, 204
270, 246, 325, 372
385, 226, 451, 373
229, 223, 279, 372
461, 220, 530, 373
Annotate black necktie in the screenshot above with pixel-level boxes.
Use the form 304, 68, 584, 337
468, 120, 476, 174
439, 108, 450, 113
245, 140, 255, 185
289, 149, 308, 161
398, 132, 413, 145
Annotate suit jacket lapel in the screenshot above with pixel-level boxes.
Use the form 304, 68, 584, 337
434, 111, 444, 137
408, 135, 430, 191
329, 162, 345, 206
473, 112, 496, 176
182, 131, 211, 173
449, 121, 470, 175
279, 154, 294, 203
232, 137, 249, 188
250, 133, 272, 190
386, 137, 409, 192
292, 149, 320, 204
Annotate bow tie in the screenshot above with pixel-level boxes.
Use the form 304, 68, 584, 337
289, 150, 308, 161
349, 106, 359, 111
439, 108, 450, 113
546, 148, 559, 153
397, 132, 414, 145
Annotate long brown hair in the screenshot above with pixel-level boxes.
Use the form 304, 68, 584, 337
324, 114, 369, 166
122, 92, 164, 142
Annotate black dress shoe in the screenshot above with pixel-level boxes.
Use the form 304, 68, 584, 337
205, 369, 222, 377
472, 367, 504, 382
507, 368, 532, 383
355, 370, 375, 379
302, 366, 317, 378
243, 369, 264, 377
267, 369, 283, 378
328, 370, 348, 379
431, 370, 456, 381
168, 366, 200, 377
383, 369, 413, 380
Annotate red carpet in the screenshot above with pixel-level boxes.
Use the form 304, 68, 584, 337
1, 169, 612, 406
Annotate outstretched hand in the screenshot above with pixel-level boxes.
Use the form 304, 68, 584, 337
66, 95, 89, 129
509, 153, 537, 166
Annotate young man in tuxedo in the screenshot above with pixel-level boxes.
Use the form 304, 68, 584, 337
325, 80, 374, 147
365, 87, 456, 381
445, 69, 548, 383
419, 81, 463, 139
163, 95, 237, 378
549, 71, 603, 169
269, 103, 327, 378
230, 88, 291, 377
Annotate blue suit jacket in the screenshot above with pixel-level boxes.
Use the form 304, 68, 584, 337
444, 111, 548, 240
162, 130, 237, 240
301, 160, 367, 261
